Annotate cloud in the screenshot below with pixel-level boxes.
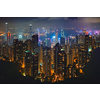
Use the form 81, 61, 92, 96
48, 17, 63, 20
78, 17, 100, 23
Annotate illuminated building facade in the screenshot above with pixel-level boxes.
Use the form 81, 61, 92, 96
84, 35, 89, 53
25, 50, 32, 76
2, 45, 9, 57
54, 43, 61, 75
32, 34, 38, 53
42, 40, 46, 47
32, 53, 38, 78
38, 45, 43, 74
58, 50, 67, 79
16, 40, 23, 63
7, 31, 11, 45
78, 34, 84, 45
0, 36, 4, 45
25, 39, 32, 52
43, 47, 51, 77
47, 38, 51, 47
61, 29, 65, 38
78, 49, 87, 68
55, 30, 58, 44
13, 39, 24, 63
13, 39, 18, 61
8, 46, 14, 62
60, 37, 65, 46
75, 35, 78, 45
29, 24, 32, 40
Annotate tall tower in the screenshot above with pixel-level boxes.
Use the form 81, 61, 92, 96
45, 30, 48, 46
60, 29, 65, 46
5, 22, 8, 35
29, 24, 32, 39
61, 29, 65, 38
84, 35, 89, 53
43, 47, 51, 77
54, 43, 61, 75
5, 22, 8, 41
32, 34, 38, 53
55, 30, 58, 44
29, 24, 32, 32
7, 31, 11, 45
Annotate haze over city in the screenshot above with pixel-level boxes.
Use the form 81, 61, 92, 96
0, 17, 100, 32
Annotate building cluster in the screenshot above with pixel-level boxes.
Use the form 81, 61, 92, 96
0, 23, 100, 82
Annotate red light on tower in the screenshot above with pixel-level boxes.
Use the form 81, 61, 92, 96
86, 31, 88, 35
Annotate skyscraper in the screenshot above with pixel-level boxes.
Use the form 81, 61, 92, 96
13, 39, 18, 61
60, 29, 65, 46
25, 50, 32, 76
25, 39, 32, 52
5, 22, 8, 35
58, 49, 67, 79
32, 53, 39, 78
84, 35, 89, 53
5, 22, 8, 41
43, 47, 51, 77
32, 34, 38, 53
7, 31, 11, 45
54, 43, 61, 75
29, 24, 32, 40
61, 29, 65, 38
60, 37, 65, 46
55, 30, 58, 44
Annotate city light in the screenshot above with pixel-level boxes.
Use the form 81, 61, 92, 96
1, 17, 100, 84
5, 22, 8, 24
53, 36, 55, 38
19, 34, 22, 39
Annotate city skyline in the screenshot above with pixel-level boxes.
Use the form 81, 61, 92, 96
0, 17, 100, 31
0, 17, 100, 84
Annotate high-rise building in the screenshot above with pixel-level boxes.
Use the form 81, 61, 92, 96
8, 46, 14, 62
47, 38, 51, 47
16, 40, 23, 63
5, 23, 8, 35
43, 47, 51, 77
0, 36, 4, 45
84, 35, 89, 53
2, 45, 9, 57
61, 29, 65, 38
38, 45, 43, 74
25, 50, 32, 76
25, 39, 32, 52
75, 35, 78, 46
58, 49, 67, 79
78, 49, 87, 68
54, 43, 61, 75
60, 37, 65, 46
88, 36, 92, 52
60, 29, 65, 46
5, 22, 8, 41
32, 34, 38, 53
55, 30, 58, 44
7, 31, 11, 45
32, 53, 39, 78
42, 40, 46, 47
13, 39, 24, 63
51, 36, 56, 48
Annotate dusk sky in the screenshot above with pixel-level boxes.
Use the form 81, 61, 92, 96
0, 17, 100, 31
